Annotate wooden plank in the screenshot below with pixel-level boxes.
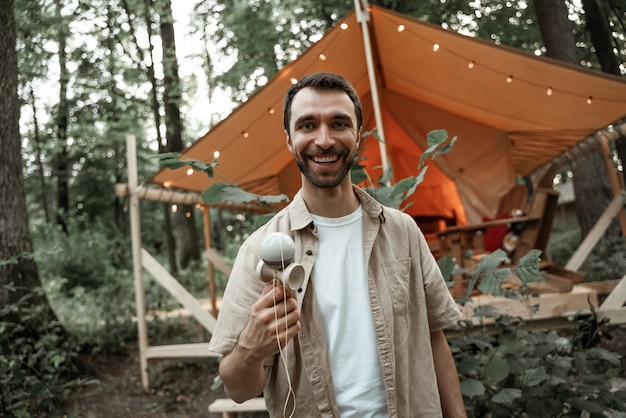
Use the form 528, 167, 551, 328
142, 248, 217, 333
600, 136, 626, 235
565, 193, 625, 272
205, 248, 233, 277
580, 279, 621, 296
114, 183, 274, 214
513, 188, 558, 264
145, 343, 221, 359
599, 273, 626, 310
126, 134, 150, 389
209, 397, 267, 414
459, 285, 598, 326
596, 308, 626, 325
202, 207, 219, 318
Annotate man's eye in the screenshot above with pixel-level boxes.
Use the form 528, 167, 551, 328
301, 123, 314, 130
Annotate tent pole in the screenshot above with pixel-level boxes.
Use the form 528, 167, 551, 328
353, 0, 390, 177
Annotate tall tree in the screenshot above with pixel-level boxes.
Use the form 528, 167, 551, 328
53, 0, 70, 233
0, 0, 61, 332
534, 0, 619, 238
581, 0, 621, 76
158, 0, 201, 268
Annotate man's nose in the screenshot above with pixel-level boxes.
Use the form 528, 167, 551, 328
313, 125, 335, 149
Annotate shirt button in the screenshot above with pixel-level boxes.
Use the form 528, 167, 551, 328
306, 250, 313, 256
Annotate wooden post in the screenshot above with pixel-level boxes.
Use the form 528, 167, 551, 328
565, 193, 625, 272
600, 135, 626, 236
202, 205, 218, 317
125, 134, 150, 389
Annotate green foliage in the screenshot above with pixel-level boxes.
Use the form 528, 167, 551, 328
202, 183, 289, 207
32, 222, 130, 292
449, 314, 626, 417
0, 286, 98, 417
358, 129, 456, 210
156, 153, 219, 178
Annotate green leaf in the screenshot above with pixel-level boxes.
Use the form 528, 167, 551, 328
484, 356, 510, 384
476, 268, 510, 297
437, 255, 455, 281
379, 164, 393, 186
350, 164, 368, 184
474, 249, 509, 273
388, 177, 418, 200
414, 166, 428, 187
515, 249, 542, 283
150, 152, 181, 160
567, 397, 605, 414
426, 129, 449, 146
460, 378, 485, 398
438, 135, 458, 155
418, 142, 439, 169
202, 184, 288, 206
518, 366, 548, 387
155, 151, 219, 177
491, 388, 522, 405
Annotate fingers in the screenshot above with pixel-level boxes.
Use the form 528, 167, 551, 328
258, 280, 296, 308
238, 282, 300, 358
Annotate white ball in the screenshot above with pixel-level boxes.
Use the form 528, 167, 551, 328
259, 232, 296, 268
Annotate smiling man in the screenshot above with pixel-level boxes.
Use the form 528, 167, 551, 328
208, 72, 466, 417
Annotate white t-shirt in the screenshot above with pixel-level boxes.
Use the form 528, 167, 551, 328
311, 206, 387, 417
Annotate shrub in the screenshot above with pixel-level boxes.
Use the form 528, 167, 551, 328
0, 286, 98, 417
450, 314, 626, 417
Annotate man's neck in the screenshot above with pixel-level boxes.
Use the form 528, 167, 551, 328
301, 182, 360, 218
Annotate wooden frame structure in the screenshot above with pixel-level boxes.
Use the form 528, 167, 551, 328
123, 135, 222, 389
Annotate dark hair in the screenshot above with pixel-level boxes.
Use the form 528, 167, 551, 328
283, 72, 362, 136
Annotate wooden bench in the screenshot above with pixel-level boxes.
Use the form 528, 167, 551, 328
208, 397, 268, 418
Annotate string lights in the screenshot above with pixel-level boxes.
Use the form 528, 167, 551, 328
159, 9, 624, 191
384, 12, 619, 106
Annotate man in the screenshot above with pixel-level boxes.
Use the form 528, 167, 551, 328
208, 72, 466, 417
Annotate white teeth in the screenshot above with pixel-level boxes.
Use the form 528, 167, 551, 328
312, 155, 338, 163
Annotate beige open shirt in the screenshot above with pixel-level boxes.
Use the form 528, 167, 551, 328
209, 186, 462, 417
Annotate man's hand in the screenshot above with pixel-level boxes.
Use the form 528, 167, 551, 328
237, 280, 301, 362
219, 280, 301, 403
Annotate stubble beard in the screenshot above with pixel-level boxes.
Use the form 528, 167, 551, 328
294, 146, 357, 189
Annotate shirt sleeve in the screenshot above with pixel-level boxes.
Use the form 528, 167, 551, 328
208, 240, 265, 355
414, 222, 463, 331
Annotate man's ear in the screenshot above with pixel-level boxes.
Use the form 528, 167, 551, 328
285, 131, 293, 152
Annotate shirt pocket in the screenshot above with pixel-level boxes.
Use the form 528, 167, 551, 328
382, 258, 415, 315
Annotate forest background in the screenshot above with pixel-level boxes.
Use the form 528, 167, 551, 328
1, 0, 626, 417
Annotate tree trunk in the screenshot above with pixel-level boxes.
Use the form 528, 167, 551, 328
142, 0, 179, 273
534, 0, 579, 63
159, 0, 200, 268
30, 87, 51, 223
533, 0, 617, 239
0, 0, 61, 330
581, 0, 621, 76
54, 0, 70, 233
124, 0, 179, 273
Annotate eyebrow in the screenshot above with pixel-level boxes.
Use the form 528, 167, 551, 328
293, 112, 353, 127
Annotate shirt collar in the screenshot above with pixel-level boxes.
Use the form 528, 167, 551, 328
287, 185, 385, 231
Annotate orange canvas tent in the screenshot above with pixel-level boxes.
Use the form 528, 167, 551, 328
151, 5, 626, 225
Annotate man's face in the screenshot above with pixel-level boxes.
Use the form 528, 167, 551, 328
286, 87, 360, 189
